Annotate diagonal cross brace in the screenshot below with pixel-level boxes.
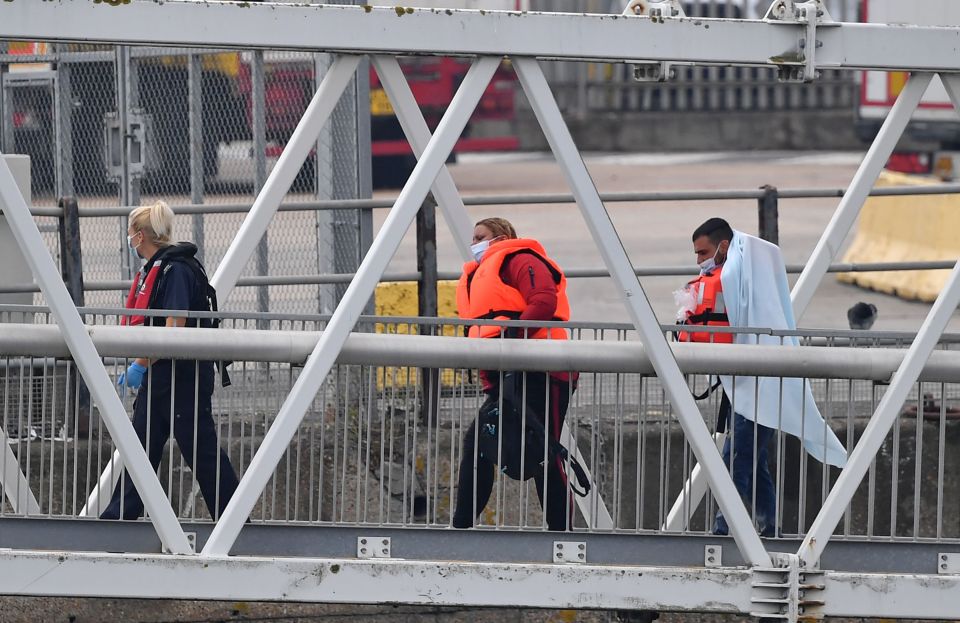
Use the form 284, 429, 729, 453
791, 72, 933, 319
370, 56, 474, 261
202, 57, 502, 555
0, 425, 40, 515
212, 55, 363, 300
797, 73, 960, 567
0, 155, 191, 554
512, 57, 769, 567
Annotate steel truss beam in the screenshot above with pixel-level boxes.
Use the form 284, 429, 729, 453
791, 72, 933, 318
0, 426, 39, 515
3, 2, 960, 618
3, 1, 960, 72
514, 57, 767, 566
796, 73, 960, 569
203, 57, 503, 555
1, 549, 959, 620
370, 56, 473, 261
7, 322, 960, 383
3, 519, 957, 576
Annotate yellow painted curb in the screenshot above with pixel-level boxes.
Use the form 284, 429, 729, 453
838, 171, 959, 302
374, 281, 461, 388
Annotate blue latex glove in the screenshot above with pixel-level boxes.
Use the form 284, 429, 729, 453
118, 362, 147, 390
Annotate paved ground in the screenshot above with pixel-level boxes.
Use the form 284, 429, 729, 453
377, 150, 960, 333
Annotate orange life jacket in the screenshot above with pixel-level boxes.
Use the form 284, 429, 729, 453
677, 265, 733, 344
456, 238, 570, 340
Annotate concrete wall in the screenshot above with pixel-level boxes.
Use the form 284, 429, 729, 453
0, 154, 34, 307
513, 109, 864, 152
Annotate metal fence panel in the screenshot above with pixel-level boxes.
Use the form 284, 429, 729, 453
2, 311, 958, 547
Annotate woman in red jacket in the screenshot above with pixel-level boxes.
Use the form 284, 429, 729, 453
453, 217, 577, 530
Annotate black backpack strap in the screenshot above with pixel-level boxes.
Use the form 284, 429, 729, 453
164, 256, 232, 388
692, 377, 722, 401
547, 437, 591, 497
565, 456, 591, 497
206, 287, 232, 388
685, 310, 729, 325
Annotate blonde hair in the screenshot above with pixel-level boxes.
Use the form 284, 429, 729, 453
129, 200, 175, 247
475, 217, 517, 240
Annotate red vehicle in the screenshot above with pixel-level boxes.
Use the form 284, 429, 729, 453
238, 54, 519, 188
857, 0, 960, 177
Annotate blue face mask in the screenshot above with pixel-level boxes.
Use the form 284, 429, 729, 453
127, 233, 143, 261
471, 239, 492, 263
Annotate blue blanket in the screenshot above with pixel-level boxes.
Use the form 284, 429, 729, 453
719, 231, 848, 467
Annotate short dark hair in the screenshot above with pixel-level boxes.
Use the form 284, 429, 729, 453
692, 218, 733, 245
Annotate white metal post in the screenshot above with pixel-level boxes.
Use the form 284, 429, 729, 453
790, 72, 933, 318
662, 432, 725, 531
210, 54, 361, 300
0, 155, 191, 554
798, 73, 960, 567
0, 426, 40, 515
202, 57, 501, 556
798, 259, 960, 567
79, 455, 121, 517
370, 56, 474, 261
512, 57, 769, 567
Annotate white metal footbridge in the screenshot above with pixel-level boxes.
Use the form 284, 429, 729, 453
1, 1, 960, 620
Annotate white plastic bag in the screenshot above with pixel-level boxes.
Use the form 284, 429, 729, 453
673, 286, 697, 323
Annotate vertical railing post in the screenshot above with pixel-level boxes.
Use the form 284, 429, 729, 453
57, 197, 84, 307
53, 46, 75, 200
188, 53, 205, 259
416, 195, 439, 425
252, 50, 270, 322
758, 184, 779, 245
57, 195, 89, 437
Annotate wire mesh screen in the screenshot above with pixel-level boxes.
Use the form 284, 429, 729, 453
1, 42, 366, 315
2, 313, 960, 543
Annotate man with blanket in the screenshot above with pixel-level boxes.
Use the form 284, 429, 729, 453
678, 218, 847, 537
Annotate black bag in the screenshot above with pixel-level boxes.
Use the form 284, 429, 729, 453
151, 255, 232, 387
476, 373, 590, 496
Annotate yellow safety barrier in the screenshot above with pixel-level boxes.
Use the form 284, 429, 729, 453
838, 171, 960, 302
374, 281, 462, 389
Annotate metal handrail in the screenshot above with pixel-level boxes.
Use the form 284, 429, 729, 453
2, 322, 959, 381
0, 259, 955, 295
12, 181, 960, 219
2, 303, 959, 342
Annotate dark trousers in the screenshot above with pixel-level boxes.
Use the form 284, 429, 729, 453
100, 384, 239, 520
714, 411, 777, 537
453, 372, 574, 531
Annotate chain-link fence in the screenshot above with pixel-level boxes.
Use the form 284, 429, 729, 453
1, 41, 368, 315
2, 0, 862, 316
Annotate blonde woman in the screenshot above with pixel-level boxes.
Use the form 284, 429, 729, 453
101, 201, 239, 521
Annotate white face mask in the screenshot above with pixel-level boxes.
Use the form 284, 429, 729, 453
698, 247, 721, 275
470, 238, 493, 263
